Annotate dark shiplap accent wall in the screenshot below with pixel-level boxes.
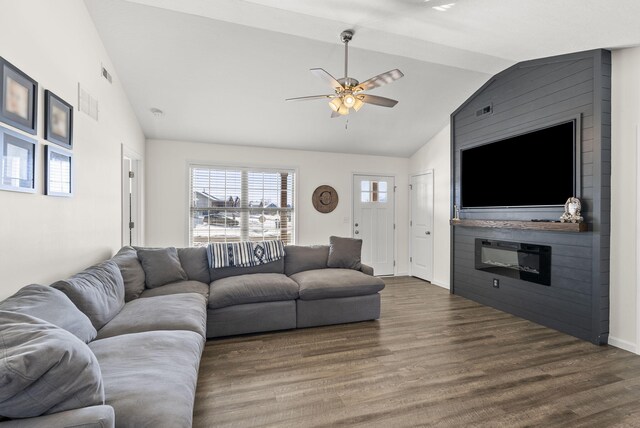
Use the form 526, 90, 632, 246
450, 49, 611, 345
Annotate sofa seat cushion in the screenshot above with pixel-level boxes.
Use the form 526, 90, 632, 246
291, 268, 385, 300
0, 284, 96, 343
209, 273, 298, 309
96, 293, 207, 340
89, 331, 204, 428
140, 280, 209, 299
0, 311, 104, 419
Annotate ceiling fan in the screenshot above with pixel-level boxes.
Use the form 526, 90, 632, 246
286, 30, 404, 118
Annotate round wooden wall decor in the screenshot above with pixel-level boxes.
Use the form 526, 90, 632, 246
312, 185, 338, 213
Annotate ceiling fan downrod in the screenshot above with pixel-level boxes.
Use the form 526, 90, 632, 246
341, 30, 353, 81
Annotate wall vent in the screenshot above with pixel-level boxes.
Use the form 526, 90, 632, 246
78, 83, 99, 121
476, 104, 493, 117
101, 63, 113, 84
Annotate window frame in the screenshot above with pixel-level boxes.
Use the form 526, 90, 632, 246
186, 162, 298, 247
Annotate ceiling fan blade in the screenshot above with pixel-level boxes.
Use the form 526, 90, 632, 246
310, 68, 344, 91
330, 111, 341, 119
356, 69, 404, 91
285, 94, 334, 102
359, 94, 399, 108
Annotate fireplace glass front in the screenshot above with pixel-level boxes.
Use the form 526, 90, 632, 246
475, 239, 551, 286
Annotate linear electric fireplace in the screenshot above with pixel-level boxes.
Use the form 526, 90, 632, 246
475, 239, 551, 286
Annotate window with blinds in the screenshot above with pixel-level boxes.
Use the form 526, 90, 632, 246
189, 165, 295, 246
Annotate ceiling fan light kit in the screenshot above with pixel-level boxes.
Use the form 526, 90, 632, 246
286, 29, 404, 118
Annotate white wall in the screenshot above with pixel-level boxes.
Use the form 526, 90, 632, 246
409, 124, 451, 288
145, 139, 410, 275
610, 47, 640, 353
0, 0, 145, 299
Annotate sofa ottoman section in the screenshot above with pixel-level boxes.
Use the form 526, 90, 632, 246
291, 268, 385, 300
291, 268, 385, 329
89, 331, 204, 428
296, 294, 381, 328
97, 293, 207, 340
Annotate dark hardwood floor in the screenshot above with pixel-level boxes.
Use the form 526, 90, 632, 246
194, 277, 640, 427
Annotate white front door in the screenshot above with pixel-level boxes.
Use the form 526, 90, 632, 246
410, 172, 434, 281
353, 175, 395, 276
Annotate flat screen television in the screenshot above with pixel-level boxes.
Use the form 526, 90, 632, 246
460, 120, 576, 208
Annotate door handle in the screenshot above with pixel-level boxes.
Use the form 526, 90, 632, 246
426, 231, 431, 235
355, 230, 359, 235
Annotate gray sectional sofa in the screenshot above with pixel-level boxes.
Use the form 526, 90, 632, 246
0, 238, 384, 427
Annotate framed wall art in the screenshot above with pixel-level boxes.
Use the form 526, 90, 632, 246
45, 90, 73, 149
0, 57, 38, 134
44, 144, 73, 197
0, 124, 38, 193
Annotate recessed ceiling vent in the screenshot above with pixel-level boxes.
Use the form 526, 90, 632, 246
476, 104, 493, 117
101, 63, 113, 84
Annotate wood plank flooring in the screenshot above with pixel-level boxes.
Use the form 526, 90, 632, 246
193, 277, 640, 427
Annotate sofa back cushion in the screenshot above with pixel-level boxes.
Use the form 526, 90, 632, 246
178, 247, 211, 284
52, 260, 125, 331
111, 246, 146, 302
0, 284, 96, 343
327, 236, 363, 270
284, 245, 329, 276
136, 247, 188, 288
0, 311, 104, 418
209, 258, 285, 282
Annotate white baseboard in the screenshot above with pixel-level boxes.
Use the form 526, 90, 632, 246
396, 271, 409, 276
430, 280, 450, 290
608, 336, 638, 354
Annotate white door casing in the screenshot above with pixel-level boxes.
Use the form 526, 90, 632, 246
353, 174, 395, 276
122, 146, 141, 247
410, 172, 434, 281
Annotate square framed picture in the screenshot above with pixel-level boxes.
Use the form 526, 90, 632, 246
45, 90, 73, 149
0, 57, 38, 135
44, 144, 73, 197
0, 124, 38, 193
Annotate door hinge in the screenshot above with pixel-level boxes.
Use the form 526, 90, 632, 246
393, 260, 396, 267
409, 184, 413, 190
393, 223, 396, 230
129, 221, 135, 229
410, 257, 412, 262
410, 220, 413, 226
394, 185, 397, 192
128, 171, 135, 179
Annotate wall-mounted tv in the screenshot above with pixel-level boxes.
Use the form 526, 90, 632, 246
460, 120, 576, 208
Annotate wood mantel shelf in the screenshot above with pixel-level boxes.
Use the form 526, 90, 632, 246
450, 219, 588, 232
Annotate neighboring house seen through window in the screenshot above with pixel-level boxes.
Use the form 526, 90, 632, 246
189, 165, 295, 246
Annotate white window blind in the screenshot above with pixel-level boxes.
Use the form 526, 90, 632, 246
189, 165, 295, 246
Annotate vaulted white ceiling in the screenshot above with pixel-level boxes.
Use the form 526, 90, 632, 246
85, 0, 640, 157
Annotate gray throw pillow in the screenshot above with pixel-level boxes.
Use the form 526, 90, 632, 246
0, 311, 104, 418
112, 246, 146, 302
327, 236, 362, 270
0, 284, 96, 343
284, 245, 330, 276
137, 247, 188, 288
178, 247, 211, 284
52, 260, 125, 331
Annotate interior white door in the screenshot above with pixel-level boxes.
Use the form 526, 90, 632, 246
353, 175, 395, 276
410, 172, 434, 281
